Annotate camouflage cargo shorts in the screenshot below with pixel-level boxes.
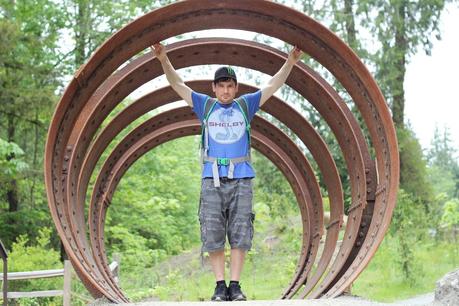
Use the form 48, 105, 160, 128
198, 177, 255, 252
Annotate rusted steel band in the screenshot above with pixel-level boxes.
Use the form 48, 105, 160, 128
87, 106, 316, 295
89, 112, 316, 286
80, 79, 344, 300
67, 38, 367, 298
44, 0, 398, 300
58, 40, 362, 298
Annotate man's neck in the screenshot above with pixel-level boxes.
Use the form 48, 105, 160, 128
217, 100, 234, 106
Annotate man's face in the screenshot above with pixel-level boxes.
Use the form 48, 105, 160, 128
212, 79, 238, 104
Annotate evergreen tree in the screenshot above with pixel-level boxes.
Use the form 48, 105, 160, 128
427, 126, 459, 198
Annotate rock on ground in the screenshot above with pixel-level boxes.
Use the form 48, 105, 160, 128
434, 268, 459, 306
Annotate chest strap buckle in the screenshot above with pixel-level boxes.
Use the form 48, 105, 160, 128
217, 158, 230, 166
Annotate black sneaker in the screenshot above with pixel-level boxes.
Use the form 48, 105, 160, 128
211, 283, 228, 301
228, 282, 247, 301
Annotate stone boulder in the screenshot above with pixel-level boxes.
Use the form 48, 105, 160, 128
435, 268, 459, 305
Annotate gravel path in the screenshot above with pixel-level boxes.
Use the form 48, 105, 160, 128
89, 294, 439, 306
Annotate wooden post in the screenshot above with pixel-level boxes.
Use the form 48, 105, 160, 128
2, 258, 7, 306
63, 260, 72, 306
0, 240, 8, 306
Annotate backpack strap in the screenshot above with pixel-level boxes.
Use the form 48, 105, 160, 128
234, 96, 251, 154
201, 97, 218, 156
204, 97, 217, 122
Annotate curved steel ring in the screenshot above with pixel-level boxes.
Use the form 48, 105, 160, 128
85, 85, 323, 298
71, 38, 365, 299
44, 0, 399, 302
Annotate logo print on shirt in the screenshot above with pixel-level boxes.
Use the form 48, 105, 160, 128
208, 107, 246, 144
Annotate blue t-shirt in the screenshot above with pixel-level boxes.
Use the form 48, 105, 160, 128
192, 90, 262, 178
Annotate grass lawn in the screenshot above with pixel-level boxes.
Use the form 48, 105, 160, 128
352, 238, 458, 302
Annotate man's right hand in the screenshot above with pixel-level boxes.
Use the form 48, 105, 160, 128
151, 43, 166, 62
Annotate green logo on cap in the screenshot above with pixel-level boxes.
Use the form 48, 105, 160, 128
226, 66, 235, 76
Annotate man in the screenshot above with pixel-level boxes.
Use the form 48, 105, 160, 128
152, 42, 302, 301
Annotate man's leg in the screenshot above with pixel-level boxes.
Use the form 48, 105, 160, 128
230, 248, 246, 281
209, 249, 226, 281
208, 249, 228, 301
199, 178, 228, 301
226, 178, 254, 301
227, 248, 248, 301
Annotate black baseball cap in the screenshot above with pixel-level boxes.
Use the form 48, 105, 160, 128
214, 66, 237, 84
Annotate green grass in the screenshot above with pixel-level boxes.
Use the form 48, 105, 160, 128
352, 238, 459, 302
143, 228, 302, 301
128, 229, 459, 303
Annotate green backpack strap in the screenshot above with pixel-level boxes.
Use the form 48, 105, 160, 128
204, 97, 217, 122
234, 96, 251, 140
201, 97, 218, 154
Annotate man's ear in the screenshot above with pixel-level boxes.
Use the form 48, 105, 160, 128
235, 83, 239, 93
212, 82, 216, 93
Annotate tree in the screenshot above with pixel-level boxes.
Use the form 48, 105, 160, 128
396, 126, 433, 204
440, 197, 459, 264
358, 0, 449, 128
0, 1, 63, 214
0, 138, 27, 209
0, 0, 177, 250
427, 126, 459, 198
61, 0, 175, 69
390, 189, 427, 285
313, 0, 451, 199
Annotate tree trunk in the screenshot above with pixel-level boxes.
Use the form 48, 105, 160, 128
391, 2, 407, 128
30, 109, 40, 208
343, 0, 357, 51
75, 0, 90, 67
6, 114, 19, 212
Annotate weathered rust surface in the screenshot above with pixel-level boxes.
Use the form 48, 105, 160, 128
44, 0, 398, 302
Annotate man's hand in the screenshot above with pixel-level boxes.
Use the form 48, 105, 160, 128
288, 46, 302, 65
151, 43, 166, 62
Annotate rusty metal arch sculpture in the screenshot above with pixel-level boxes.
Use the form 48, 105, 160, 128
44, 0, 399, 302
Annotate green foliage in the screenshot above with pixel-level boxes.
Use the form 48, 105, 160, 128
0, 138, 27, 185
441, 198, 459, 259
427, 126, 459, 198
353, 238, 458, 302
0, 209, 57, 251
359, 0, 448, 126
1, 1, 63, 254
144, 212, 458, 303
428, 166, 456, 198
389, 189, 428, 285
397, 126, 433, 204
424, 126, 459, 241
148, 214, 301, 302
7, 228, 60, 273
62, 0, 175, 68
441, 198, 459, 229
251, 150, 298, 220
104, 136, 202, 292
0, 1, 62, 124
0, 228, 62, 306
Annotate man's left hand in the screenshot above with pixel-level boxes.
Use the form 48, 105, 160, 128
288, 46, 302, 64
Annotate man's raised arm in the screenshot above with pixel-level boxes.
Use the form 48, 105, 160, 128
151, 43, 193, 107
260, 46, 302, 106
